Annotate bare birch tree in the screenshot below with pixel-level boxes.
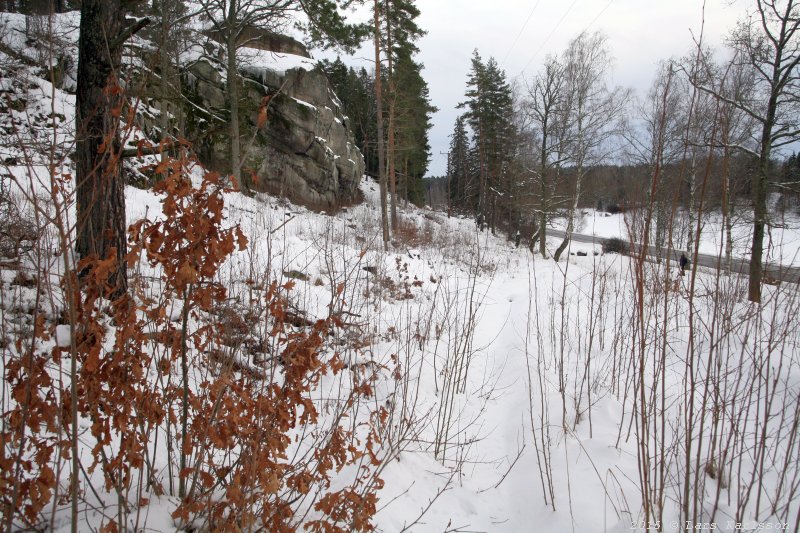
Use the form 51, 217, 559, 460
695, 48, 760, 271
553, 31, 629, 262
523, 56, 568, 257
693, 0, 800, 302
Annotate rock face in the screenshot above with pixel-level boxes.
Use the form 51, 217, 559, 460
184, 39, 364, 209
206, 27, 311, 58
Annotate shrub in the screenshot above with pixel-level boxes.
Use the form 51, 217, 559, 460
0, 190, 39, 258
2, 154, 386, 532
602, 237, 628, 255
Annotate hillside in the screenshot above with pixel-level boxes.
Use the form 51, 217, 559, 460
2, 6, 800, 533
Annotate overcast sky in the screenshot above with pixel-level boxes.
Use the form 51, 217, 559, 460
336, 0, 753, 176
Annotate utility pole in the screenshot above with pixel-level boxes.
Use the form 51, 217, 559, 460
441, 150, 451, 218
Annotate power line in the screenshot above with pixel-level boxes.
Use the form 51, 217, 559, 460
518, 0, 580, 76
501, 0, 543, 66
515, 0, 615, 79
585, 0, 614, 32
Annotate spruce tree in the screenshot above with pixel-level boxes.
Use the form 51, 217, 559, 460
460, 51, 515, 232
482, 57, 515, 233
392, 52, 435, 206
448, 116, 472, 213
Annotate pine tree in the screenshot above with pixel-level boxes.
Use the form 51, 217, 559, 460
381, 0, 424, 227
372, 0, 389, 247
322, 3, 431, 214
73, 4, 149, 528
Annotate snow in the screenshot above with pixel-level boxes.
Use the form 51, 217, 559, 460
213, 191, 796, 533
239, 47, 318, 76
217, 185, 792, 533
55, 324, 71, 347
7, 142, 799, 533
294, 96, 318, 109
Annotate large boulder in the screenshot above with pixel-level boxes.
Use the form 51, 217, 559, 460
183, 39, 364, 209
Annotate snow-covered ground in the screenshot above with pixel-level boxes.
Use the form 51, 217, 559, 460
5, 166, 797, 531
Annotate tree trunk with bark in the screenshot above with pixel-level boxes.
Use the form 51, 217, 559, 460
374, 0, 389, 248
538, 131, 548, 257
385, 5, 398, 230
75, 0, 136, 298
225, 11, 250, 195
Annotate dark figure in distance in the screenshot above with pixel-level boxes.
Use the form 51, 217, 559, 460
679, 253, 689, 276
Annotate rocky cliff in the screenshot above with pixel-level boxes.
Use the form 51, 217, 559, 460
183, 37, 365, 209
0, 12, 364, 210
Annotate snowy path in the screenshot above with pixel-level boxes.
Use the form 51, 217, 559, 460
392, 255, 642, 533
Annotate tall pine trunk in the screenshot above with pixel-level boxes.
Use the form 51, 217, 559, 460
388, 96, 398, 228
374, 0, 389, 248
75, 2, 145, 529
386, 4, 398, 230
404, 157, 409, 205
478, 122, 486, 224
75, 0, 130, 298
